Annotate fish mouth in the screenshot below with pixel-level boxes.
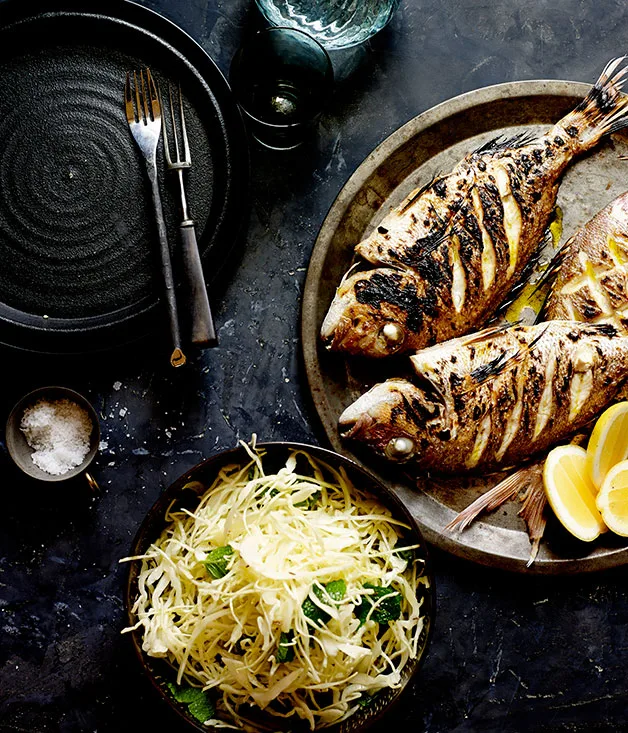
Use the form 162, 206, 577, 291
320, 292, 351, 346
338, 409, 373, 440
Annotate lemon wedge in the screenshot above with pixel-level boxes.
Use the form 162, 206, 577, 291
587, 401, 628, 489
596, 460, 628, 536
543, 444, 606, 542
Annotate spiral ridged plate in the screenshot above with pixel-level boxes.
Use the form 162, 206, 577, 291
0, 0, 248, 353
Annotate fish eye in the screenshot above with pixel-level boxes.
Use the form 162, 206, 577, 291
380, 322, 405, 349
385, 437, 416, 461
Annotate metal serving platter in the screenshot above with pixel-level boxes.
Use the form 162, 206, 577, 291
0, 0, 248, 354
301, 80, 628, 574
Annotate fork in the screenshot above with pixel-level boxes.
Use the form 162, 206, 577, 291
125, 68, 186, 368
162, 83, 218, 348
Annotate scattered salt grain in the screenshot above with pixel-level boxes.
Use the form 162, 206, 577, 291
20, 399, 93, 476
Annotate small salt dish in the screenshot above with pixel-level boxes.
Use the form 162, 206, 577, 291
6, 386, 100, 491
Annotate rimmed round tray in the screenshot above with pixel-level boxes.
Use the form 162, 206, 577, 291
301, 79, 628, 574
0, 0, 248, 354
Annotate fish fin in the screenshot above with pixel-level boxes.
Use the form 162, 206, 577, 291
459, 324, 547, 391
518, 472, 548, 566
492, 231, 551, 321
444, 469, 528, 531
339, 260, 365, 284
534, 241, 571, 323
399, 172, 441, 214
445, 464, 547, 565
564, 57, 628, 147
456, 320, 522, 347
467, 347, 524, 386
472, 131, 537, 156
413, 226, 452, 260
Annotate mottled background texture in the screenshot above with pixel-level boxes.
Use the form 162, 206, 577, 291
2, 1, 628, 732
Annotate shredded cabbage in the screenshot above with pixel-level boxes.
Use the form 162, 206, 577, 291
121, 446, 429, 730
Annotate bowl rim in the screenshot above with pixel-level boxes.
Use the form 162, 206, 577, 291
124, 440, 435, 733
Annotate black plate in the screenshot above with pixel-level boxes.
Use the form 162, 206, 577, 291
0, 0, 248, 353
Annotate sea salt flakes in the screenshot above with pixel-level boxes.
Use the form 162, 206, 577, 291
20, 399, 93, 476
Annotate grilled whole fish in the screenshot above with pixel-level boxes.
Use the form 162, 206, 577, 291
321, 59, 628, 358
544, 190, 628, 330
338, 321, 628, 474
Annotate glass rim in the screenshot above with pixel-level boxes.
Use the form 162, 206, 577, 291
251, 25, 334, 68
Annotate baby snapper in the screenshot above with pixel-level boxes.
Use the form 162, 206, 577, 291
339, 321, 628, 474
322, 59, 628, 358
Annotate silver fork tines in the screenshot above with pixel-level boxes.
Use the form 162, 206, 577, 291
124, 68, 186, 367
162, 84, 191, 170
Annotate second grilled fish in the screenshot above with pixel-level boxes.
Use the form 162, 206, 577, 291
322, 59, 628, 358
338, 321, 628, 474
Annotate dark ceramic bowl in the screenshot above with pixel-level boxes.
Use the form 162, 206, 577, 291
125, 441, 434, 733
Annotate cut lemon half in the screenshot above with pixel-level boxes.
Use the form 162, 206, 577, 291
587, 401, 628, 489
543, 444, 606, 542
596, 460, 628, 536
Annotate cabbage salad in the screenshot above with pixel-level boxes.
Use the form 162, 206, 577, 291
122, 446, 429, 730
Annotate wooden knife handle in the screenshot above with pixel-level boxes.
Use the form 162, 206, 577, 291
180, 221, 217, 348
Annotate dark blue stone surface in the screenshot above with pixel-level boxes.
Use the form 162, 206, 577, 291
2, 1, 628, 731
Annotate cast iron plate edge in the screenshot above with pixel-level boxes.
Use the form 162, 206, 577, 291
0, 0, 249, 355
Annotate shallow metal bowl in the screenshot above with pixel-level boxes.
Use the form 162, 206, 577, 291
6, 385, 100, 482
125, 441, 434, 733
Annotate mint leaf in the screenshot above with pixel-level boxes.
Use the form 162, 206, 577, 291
166, 683, 215, 723
276, 631, 295, 663
188, 694, 215, 723
358, 693, 377, 708
394, 539, 414, 564
324, 579, 346, 603
203, 545, 234, 579
294, 490, 322, 510
356, 583, 402, 625
302, 580, 346, 625
256, 485, 280, 503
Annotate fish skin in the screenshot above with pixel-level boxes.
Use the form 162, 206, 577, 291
322, 59, 628, 358
544, 190, 628, 330
338, 321, 628, 474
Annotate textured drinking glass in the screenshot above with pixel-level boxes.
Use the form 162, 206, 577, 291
230, 28, 333, 150
255, 0, 400, 49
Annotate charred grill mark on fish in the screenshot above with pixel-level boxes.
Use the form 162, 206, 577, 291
472, 131, 538, 155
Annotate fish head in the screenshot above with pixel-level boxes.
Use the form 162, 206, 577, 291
339, 378, 448, 464
320, 270, 410, 358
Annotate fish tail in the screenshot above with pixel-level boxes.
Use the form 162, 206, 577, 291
561, 57, 628, 149
445, 464, 547, 565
